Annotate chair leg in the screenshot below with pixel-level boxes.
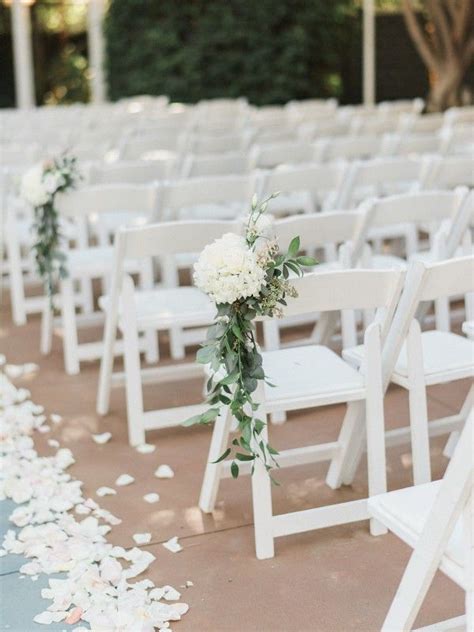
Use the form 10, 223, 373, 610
407, 320, 431, 485
199, 407, 232, 513
60, 278, 80, 375
144, 329, 159, 364
169, 327, 185, 360
79, 276, 94, 314
262, 321, 286, 424
251, 421, 275, 560
326, 401, 365, 489
96, 300, 119, 417
40, 302, 53, 355
122, 278, 146, 447
365, 323, 387, 536
6, 237, 27, 326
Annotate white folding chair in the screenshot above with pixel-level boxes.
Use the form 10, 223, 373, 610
259, 161, 348, 215
186, 133, 251, 155
381, 133, 442, 157
199, 268, 405, 559
369, 411, 473, 632
342, 256, 474, 487
41, 184, 159, 374
96, 220, 239, 446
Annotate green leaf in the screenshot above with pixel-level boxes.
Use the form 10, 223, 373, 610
231, 461, 240, 478
235, 452, 255, 461
220, 370, 239, 385
211, 448, 231, 464
296, 256, 318, 267
288, 236, 300, 257
196, 345, 215, 364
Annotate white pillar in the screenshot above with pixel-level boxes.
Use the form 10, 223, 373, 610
10, 0, 35, 109
363, 0, 376, 106
87, 0, 107, 103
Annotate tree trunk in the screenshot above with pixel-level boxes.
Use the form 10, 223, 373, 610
427, 61, 465, 111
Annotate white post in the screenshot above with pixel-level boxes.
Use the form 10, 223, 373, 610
363, 0, 376, 106
87, 0, 107, 103
10, 0, 35, 109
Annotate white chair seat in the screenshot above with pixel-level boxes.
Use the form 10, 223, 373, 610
263, 345, 365, 410
89, 210, 150, 235
99, 286, 215, 330
368, 481, 464, 586
343, 331, 474, 384
67, 246, 142, 277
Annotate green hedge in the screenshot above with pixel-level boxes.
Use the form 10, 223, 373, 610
105, 0, 355, 105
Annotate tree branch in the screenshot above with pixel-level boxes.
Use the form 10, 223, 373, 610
427, 0, 455, 59
401, 0, 439, 71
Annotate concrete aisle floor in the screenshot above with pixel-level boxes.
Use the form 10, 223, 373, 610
0, 297, 467, 632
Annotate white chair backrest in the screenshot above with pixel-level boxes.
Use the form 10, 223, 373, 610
397, 112, 444, 134
120, 134, 186, 161
89, 160, 175, 185
336, 157, 423, 208
56, 183, 160, 220
275, 268, 404, 319
444, 106, 474, 125
188, 133, 250, 154
273, 210, 368, 256
260, 162, 347, 211
158, 174, 258, 220
117, 219, 239, 260
422, 155, 474, 189
249, 142, 315, 169
418, 255, 474, 302
181, 152, 251, 178
314, 135, 382, 162
382, 133, 441, 156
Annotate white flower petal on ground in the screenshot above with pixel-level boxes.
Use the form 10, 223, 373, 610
162, 586, 181, 601
115, 473, 135, 486
0, 362, 188, 630
143, 493, 160, 504
91, 432, 112, 445
33, 610, 68, 624
154, 465, 174, 479
162, 537, 182, 553
50, 413, 62, 424
47, 439, 60, 449
136, 443, 156, 454
96, 487, 117, 497
186, 580, 194, 587
5, 364, 24, 379
133, 533, 152, 546
38, 424, 51, 434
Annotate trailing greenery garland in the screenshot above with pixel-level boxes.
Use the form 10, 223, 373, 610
185, 195, 317, 479
21, 155, 80, 300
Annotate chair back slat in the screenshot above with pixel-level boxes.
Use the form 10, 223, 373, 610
419, 256, 474, 302
274, 269, 405, 318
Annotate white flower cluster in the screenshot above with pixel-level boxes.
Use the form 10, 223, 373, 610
193, 232, 266, 304
0, 362, 188, 631
20, 163, 65, 207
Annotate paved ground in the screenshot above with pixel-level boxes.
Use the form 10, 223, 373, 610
0, 295, 467, 631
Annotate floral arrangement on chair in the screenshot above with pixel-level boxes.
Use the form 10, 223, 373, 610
185, 194, 317, 478
21, 154, 80, 299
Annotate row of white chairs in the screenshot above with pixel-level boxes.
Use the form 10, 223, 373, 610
4, 155, 473, 331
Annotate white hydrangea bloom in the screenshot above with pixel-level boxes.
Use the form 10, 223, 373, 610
20, 164, 49, 207
194, 232, 266, 304
43, 171, 64, 195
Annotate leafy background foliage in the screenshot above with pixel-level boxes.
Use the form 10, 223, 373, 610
105, 0, 355, 105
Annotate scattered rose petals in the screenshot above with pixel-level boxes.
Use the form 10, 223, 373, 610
133, 533, 152, 546
96, 486, 116, 497
154, 465, 174, 479
163, 585, 181, 601
136, 443, 156, 454
47, 439, 60, 448
37, 424, 51, 434
65, 606, 83, 625
162, 536, 182, 553
115, 473, 135, 486
50, 413, 62, 424
33, 611, 67, 624
91, 432, 112, 445
186, 580, 194, 587
143, 493, 160, 504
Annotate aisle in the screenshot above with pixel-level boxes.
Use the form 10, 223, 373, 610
0, 297, 466, 631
